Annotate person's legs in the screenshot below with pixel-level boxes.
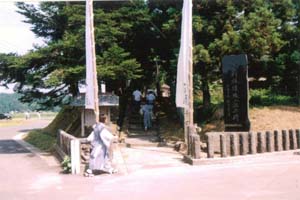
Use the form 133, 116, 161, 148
143, 110, 151, 130
132, 100, 140, 113
147, 111, 152, 128
143, 111, 148, 131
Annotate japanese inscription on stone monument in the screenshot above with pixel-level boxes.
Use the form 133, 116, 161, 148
222, 54, 250, 131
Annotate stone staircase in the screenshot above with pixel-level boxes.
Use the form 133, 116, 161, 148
125, 109, 162, 147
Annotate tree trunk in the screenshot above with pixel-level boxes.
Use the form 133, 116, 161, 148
202, 79, 211, 109
201, 65, 211, 109
298, 63, 300, 105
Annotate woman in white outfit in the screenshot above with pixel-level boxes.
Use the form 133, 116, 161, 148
85, 116, 117, 176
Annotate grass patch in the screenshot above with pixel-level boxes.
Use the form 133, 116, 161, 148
24, 129, 56, 152
159, 115, 184, 141
0, 119, 24, 127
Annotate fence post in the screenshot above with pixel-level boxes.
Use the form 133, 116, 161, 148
207, 133, 214, 158
249, 132, 257, 154
193, 134, 201, 159
188, 125, 201, 159
282, 130, 290, 150
266, 131, 274, 152
290, 129, 297, 150
257, 132, 266, 153
274, 130, 282, 151
71, 139, 81, 174
296, 129, 300, 149
240, 132, 248, 155
230, 133, 239, 156
220, 133, 227, 157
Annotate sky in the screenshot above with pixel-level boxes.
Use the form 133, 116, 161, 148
0, 2, 44, 55
0, 1, 44, 93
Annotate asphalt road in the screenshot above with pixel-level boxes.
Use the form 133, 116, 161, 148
1, 120, 300, 200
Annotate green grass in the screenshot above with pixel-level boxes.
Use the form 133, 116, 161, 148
24, 129, 56, 152
249, 88, 297, 107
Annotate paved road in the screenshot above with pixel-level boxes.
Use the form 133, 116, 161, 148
1, 120, 300, 200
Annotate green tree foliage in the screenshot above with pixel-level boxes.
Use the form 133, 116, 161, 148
0, 93, 47, 113
4, 2, 143, 107
1, 0, 300, 110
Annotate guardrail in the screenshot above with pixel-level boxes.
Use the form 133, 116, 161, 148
56, 129, 82, 174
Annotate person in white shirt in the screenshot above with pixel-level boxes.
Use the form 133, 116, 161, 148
132, 89, 142, 112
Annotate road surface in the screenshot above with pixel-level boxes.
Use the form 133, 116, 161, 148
0, 119, 300, 200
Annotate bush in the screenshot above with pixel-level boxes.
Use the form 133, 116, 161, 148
61, 156, 71, 174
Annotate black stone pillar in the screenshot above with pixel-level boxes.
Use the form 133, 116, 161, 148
222, 54, 250, 132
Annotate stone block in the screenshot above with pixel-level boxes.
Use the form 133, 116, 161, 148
249, 132, 257, 154
282, 130, 290, 150
240, 132, 248, 155
274, 130, 283, 151
266, 131, 274, 152
220, 133, 227, 157
193, 134, 201, 159
207, 134, 214, 158
257, 132, 266, 153
290, 129, 297, 150
296, 129, 300, 149
230, 133, 239, 156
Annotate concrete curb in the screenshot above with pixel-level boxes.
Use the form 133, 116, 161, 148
13, 132, 60, 167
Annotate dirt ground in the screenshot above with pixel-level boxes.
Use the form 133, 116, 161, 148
202, 105, 300, 133
249, 106, 300, 131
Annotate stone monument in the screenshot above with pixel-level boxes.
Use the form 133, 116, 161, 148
222, 54, 250, 131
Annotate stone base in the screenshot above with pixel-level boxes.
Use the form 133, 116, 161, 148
184, 149, 300, 166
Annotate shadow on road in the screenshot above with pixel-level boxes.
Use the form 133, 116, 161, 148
0, 140, 30, 154
18, 128, 40, 133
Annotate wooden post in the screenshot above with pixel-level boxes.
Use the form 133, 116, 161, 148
71, 139, 81, 174
187, 0, 194, 147
86, 0, 99, 123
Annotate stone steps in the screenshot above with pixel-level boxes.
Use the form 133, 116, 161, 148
124, 135, 164, 148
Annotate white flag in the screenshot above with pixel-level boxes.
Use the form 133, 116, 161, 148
176, 0, 193, 108
85, 0, 98, 110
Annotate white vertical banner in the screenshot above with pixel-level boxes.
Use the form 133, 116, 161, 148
176, 0, 193, 108
85, 0, 99, 113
